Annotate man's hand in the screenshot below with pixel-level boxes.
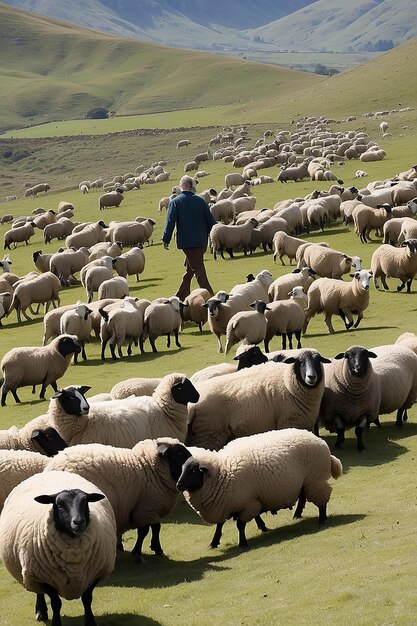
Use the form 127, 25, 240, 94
163, 242, 169, 250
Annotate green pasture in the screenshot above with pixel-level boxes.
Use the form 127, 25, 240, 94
1, 111, 417, 623
240, 50, 377, 72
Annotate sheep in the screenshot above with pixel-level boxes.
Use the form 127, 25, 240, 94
382, 217, 409, 245
109, 220, 153, 247
4, 221, 35, 250
0, 422, 67, 455
273, 232, 320, 265
190, 345, 269, 384
268, 267, 315, 302
83, 257, 113, 303
395, 331, 417, 355
210, 218, 258, 260
5, 195, 16, 201
177, 139, 191, 148
57, 201, 74, 213
319, 346, 379, 451
32, 250, 51, 273
50, 247, 90, 286
397, 217, 417, 245
43, 218, 74, 244
184, 160, 198, 173
371, 239, 417, 293
380, 121, 389, 133
0, 470, 116, 625
111, 377, 162, 399
303, 270, 373, 334
352, 203, 392, 243
225, 173, 246, 189
59, 304, 93, 364
204, 292, 251, 353
41, 375, 200, 447
186, 349, 330, 450
209, 199, 235, 224
264, 291, 306, 351
100, 297, 150, 360
174, 429, 342, 548
0, 291, 13, 326
31, 182, 51, 195
8, 271, 61, 323
45, 438, 193, 562
140, 296, 182, 353
32, 209, 57, 230
97, 275, 129, 300
355, 170, 368, 178
181, 288, 211, 332
298, 244, 360, 279
229, 269, 274, 305
112, 247, 145, 282
257, 216, 288, 252
0, 449, 51, 510
0, 214, 14, 224
88, 241, 123, 261
65, 221, 107, 250
224, 300, 269, 354
99, 188, 124, 210
0, 335, 81, 406
277, 161, 309, 183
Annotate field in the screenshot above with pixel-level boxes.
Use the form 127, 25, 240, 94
1, 10, 417, 622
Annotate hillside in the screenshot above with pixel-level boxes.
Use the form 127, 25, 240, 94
251, 0, 417, 52
0, 4, 322, 132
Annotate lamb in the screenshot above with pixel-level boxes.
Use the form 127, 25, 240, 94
352, 203, 392, 243
43, 218, 74, 244
210, 218, 258, 259
0, 335, 81, 406
355, 170, 368, 178
204, 292, 251, 353
264, 291, 306, 351
371, 239, 417, 292
319, 346, 379, 451
111, 377, 162, 399
45, 438, 193, 562
97, 275, 129, 299
112, 247, 145, 282
186, 350, 330, 450
42, 375, 200, 447
140, 296, 182, 353
59, 304, 93, 363
173, 428, 342, 547
99, 188, 124, 210
4, 221, 35, 250
268, 266, 316, 301
298, 244, 360, 279
0, 470, 116, 625
303, 270, 373, 334
181, 287, 211, 332
277, 161, 309, 183
88, 241, 123, 261
224, 300, 269, 354
50, 247, 90, 285
100, 297, 150, 360
229, 269, 273, 304
8, 271, 61, 323
65, 221, 107, 250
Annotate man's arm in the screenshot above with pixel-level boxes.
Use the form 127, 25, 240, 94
162, 201, 177, 246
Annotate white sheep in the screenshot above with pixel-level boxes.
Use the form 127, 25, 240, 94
268, 266, 316, 302
88, 241, 123, 261
352, 203, 392, 243
112, 247, 145, 282
264, 290, 306, 351
0, 470, 116, 625
43, 218, 74, 244
41, 375, 200, 447
140, 296, 182, 353
210, 218, 258, 259
59, 303, 93, 363
50, 247, 90, 285
371, 239, 417, 292
0, 335, 81, 406
99, 188, 124, 210
224, 300, 269, 354
173, 429, 342, 547
97, 275, 129, 300
65, 221, 107, 249
186, 350, 330, 450
303, 270, 373, 334
298, 243, 360, 279
83, 257, 113, 303
99, 297, 150, 360
0, 449, 49, 510
4, 221, 35, 250
181, 287, 211, 332
110, 377, 162, 399
8, 271, 61, 323
204, 292, 251, 353
229, 269, 273, 305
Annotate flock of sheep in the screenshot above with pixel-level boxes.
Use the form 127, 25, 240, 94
1, 115, 417, 624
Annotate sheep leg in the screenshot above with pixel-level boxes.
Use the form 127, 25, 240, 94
236, 519, 248, 548
35, 593, 48, 622
318, 505, 327, 524
73, 351, 79, 365
81, 578, 99, 626
381, 274, 389, 290
0, 389, 8, 406
264, 338, 270, 353
216, 334, 223, 353
355, 417, 367, 451
340, 309, 354, 330
353, 311, 363, 328
131, 525, 150, 563
396, 405, 408, 427
20, 308, 32, 322
255, 515, 268, 532
39, 382, 48, 399
139, 334, 146, 354
81, 342, 87, 361
166, 333, 171, 348
225, 247, 234, 259
32, 385, 36, 394
209, 522, 224, 549
150, 337, 158, 353
42, 583, 62, 626
295, 330, 302, 348
293, 488, 307, 519
174, 329, 181, 348
110, 342, 118, 361
281, 333, 286, 350
198, 321, 203, 332
117, 343, 123, 359
287, 332, 293, 349
407, 279, 413, 294
324, 313, 336, 334
150, 522, 164, 555
100, 340, 108, 361
10, 388, 21, 404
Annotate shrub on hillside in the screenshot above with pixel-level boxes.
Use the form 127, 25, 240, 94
85, 107, 109, 119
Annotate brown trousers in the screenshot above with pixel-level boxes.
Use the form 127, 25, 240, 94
176, 247, 214, 301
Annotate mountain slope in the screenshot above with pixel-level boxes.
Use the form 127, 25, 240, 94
250, 0, 417, 52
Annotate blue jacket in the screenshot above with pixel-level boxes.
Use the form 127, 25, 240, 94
162, 191, 217, 249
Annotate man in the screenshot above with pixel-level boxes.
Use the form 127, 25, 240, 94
162, 175, 217, 300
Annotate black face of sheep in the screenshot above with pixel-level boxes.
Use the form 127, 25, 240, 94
57, 336, 82, 358
204, 300, 220, 317
176, 458, 207, 492
98, 221, 108, 228
34, 489, 104, 537
249, 300, 270, 314
32, 251, 42, 262
334, 346, 377, 378
234, 346, 268, 370
31, 427, 68, 457
171, 378, 200, 405
157, 441, 193, 481
52, 385, 91, 416
246, 273, 255, 282
282, 351, 331, 387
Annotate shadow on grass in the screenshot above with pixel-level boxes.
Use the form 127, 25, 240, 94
62, 613, 161, 625
305, 324, 399, 339
74, 346, 191, 366
3, 317, 42, 330
109, 513, 363, 590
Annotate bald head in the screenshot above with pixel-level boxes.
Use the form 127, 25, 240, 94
179, 175, 197, 192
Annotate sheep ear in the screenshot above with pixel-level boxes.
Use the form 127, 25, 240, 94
78, 385, 92, 395
334, 352, 345, 359
281, 357, 296, 364
292, 268, 301, 274
34, 494, 58, 505
320, 356, 331, 363
367, 351, 377, 358
52, 390, 63, 399
156, 442, 170, 456
87, 493, 105, 503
